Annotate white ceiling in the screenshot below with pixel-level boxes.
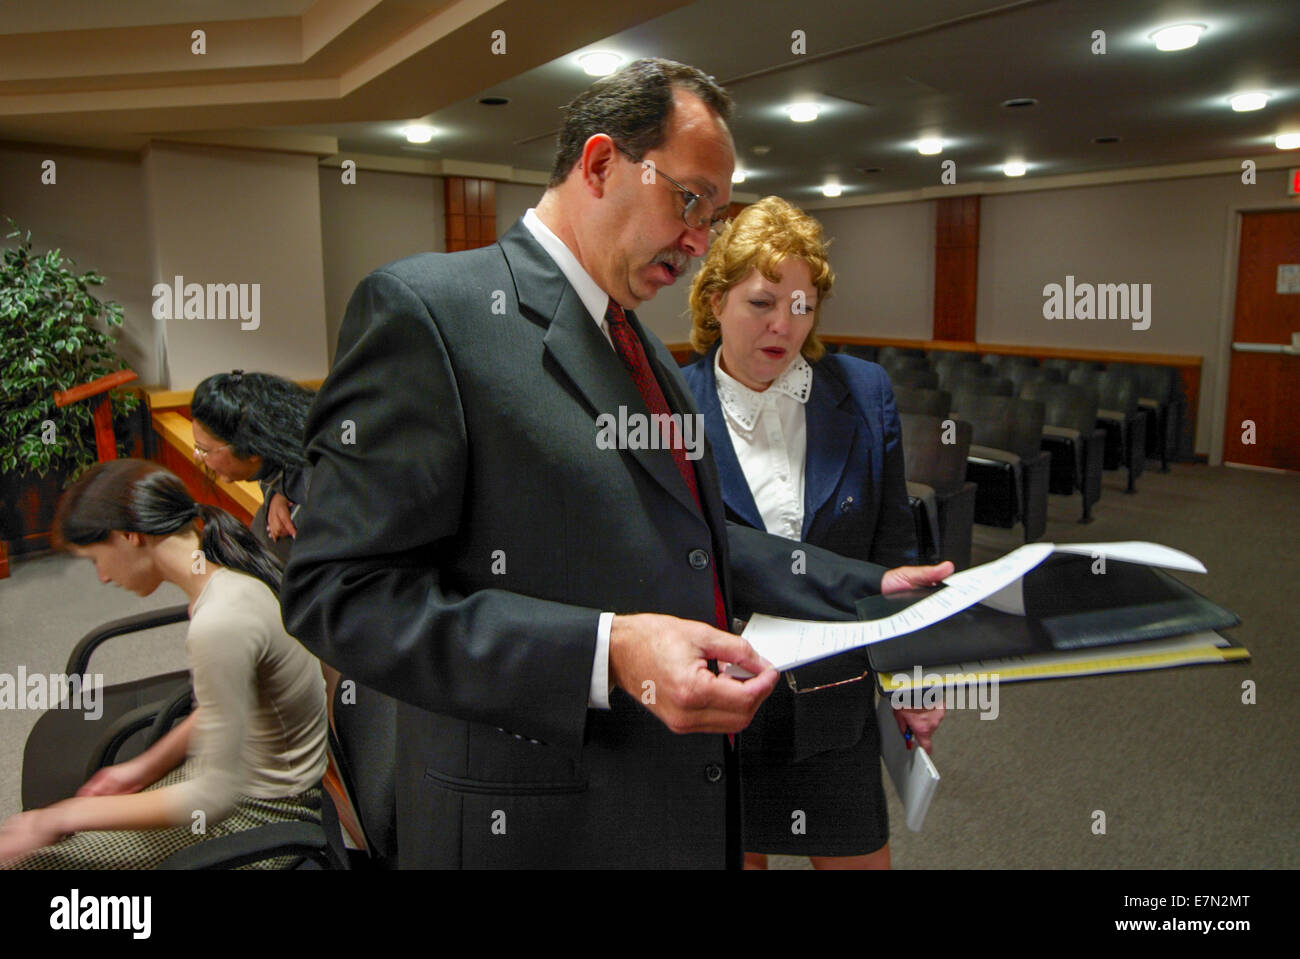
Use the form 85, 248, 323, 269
2, 0, 1298, 202
286, 0, 1300, 198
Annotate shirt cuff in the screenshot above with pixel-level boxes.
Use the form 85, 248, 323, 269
589, 612, 614, 709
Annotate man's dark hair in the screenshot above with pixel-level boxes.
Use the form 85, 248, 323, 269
549, 58, 733, 188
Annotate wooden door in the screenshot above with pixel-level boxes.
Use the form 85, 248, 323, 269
1223, 211, 1300, 470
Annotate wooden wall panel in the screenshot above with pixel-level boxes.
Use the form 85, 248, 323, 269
444, 176, 497, 252
933, 195, 979, 342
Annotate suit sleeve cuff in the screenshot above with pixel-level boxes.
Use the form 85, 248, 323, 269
589, 612, 614, 710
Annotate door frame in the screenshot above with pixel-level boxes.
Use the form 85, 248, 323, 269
1210, 201, 1300, 466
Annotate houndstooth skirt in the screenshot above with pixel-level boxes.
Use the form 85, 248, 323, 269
7, 758, 322, 870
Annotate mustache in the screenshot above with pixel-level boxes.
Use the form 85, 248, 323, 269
651, 252, 689, 277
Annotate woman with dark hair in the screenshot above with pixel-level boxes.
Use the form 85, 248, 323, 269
0, 459, 327, 869
190, 370, 314, 563
682, 196, 948, 870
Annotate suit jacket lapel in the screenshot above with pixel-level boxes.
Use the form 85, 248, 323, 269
499, 221, 702, 519
802, 360, 859, 538
690, 345, 765, 531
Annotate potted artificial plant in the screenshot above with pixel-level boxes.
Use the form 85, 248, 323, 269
1, 221, 141, 557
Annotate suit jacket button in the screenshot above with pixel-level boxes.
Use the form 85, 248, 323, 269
839, 496, 855, 513
704, 763, 723, 783
688, 548, 710, 570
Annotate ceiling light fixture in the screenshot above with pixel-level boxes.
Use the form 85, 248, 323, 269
1003, 160, 1027, 177
1149, 23, 1205, 51
1276, 133, 1300, 150
788, 103, 820, 123
917, 137, 943, 155
403, 124, 435, 144
732, 169, 746, 184
822, 181, 842, 197
1230, 92, 1270, 112
579, 52, 622, 76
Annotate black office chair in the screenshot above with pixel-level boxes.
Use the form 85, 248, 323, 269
930, 351, 982, 383
888, 368, 940, 390
839, 344, 878, 364
1111, 362, 1182, 471
21, 606, 338, 870
950, 391, 1050, 543
882, 354, 932, 375
22, 605, 192, 812
317, 673, 399, 870
892, 385, 952, 418
949, 369, 1013, 397
1068, 367, 1148, 492
983, 354, 1039, 376
1007, 364, 1063, 395
1021, 380, 1106, 523
878, 346, 927, 367
899, 412, 977, 570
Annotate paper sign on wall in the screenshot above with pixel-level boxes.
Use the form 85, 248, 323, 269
1278, 264, 1300, 294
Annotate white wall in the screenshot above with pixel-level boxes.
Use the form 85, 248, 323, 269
815, 200, 937, 341
319, 168, 442, 365
8, 135, 1287, 454
0, 143, 154, 382
142, 142, 329, 388
975, 168, 1292, 452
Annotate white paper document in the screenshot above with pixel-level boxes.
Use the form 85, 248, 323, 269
876, 694, 940, 831
734, 541, 1205, 673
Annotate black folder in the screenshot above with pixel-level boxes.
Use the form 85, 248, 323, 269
860, 554, 1240, 675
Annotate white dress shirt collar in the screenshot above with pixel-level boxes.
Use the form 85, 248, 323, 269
714, 348, 813, 432
522, 208, 613, 336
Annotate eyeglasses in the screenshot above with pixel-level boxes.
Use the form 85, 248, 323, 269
193, 443, 230, 460
616, 145, 731, 234
785, 668, 871, 694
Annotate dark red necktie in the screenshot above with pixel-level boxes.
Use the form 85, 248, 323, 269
605, 299, 727, 631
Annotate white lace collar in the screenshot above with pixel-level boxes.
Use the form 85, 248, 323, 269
714, 348, 812, 432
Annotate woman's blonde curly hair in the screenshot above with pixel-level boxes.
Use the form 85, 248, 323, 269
688, 195, 834, 360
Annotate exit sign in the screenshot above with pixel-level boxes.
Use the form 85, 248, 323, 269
1290, 168, 1300, 195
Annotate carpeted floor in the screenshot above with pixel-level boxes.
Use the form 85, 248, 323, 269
1, 462, 1296, 868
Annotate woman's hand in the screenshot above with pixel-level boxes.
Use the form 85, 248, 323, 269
77, 761, 149, 798
881, 561, 954, 595
893, 704, 945, 753
266, 492, 298, 541
0, 810, 66, 866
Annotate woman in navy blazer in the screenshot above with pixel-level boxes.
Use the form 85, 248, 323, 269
683, 196, 946, 869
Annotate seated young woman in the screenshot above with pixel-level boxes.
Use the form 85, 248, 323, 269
0, 459, 327, 869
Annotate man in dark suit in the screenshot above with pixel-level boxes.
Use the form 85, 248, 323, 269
281, 58, 950, 868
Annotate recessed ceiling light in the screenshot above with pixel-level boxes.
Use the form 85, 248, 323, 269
1003, 160, 1027, 177
579, 52, 622, 76
479, 96, 510, 107
1230, 92, 1270, 112
822, 182, 842, 197
732, 169, 746, 184
788, 103, 820, 123
403, 124, 435, 144
1149, 23, 1205, 51
751, 145, 771, 155
1001, 97, 1038, 109
1276, 133, 1300, 150
917, 137, 943, 155
1092, 136, 1121, 144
